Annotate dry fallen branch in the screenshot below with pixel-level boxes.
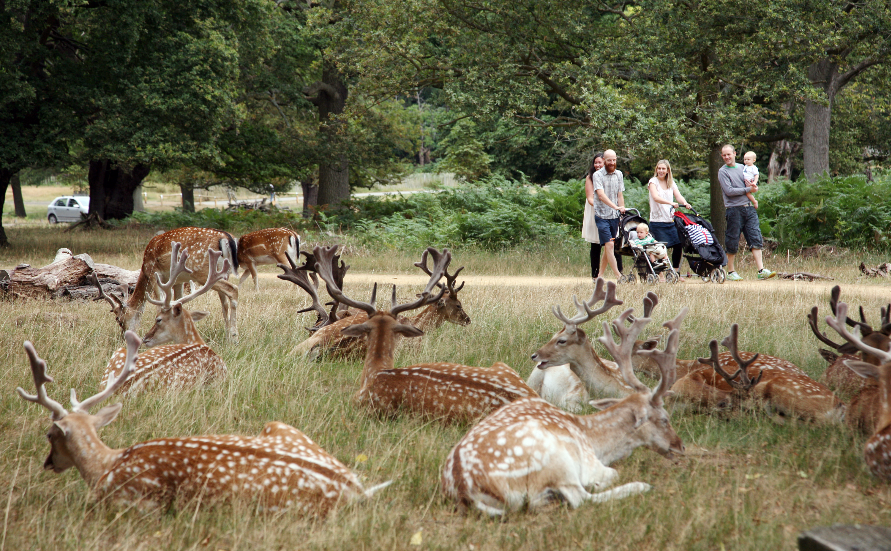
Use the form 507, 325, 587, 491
775, 272, 834, 281
859, 262, 891, 278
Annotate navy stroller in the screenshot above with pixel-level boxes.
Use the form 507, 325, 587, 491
673, 207, 727, 283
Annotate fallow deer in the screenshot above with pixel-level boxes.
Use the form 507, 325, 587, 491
98, 243, 227, 396
17, 331, 391, 514
237, 227, 300, 291
110, 227, 239, 341
808, 286, 890, 433
669, 325, 844, 423
313, 244, 533, 422
442, 298, 686, 515
289, 248, 471, 359
824, 301, 891, 481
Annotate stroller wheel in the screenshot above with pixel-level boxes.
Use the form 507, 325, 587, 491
646, 274, 659, 285
665, 271, 679, 284
619, 273, 636, 285
710, 268, 726, 284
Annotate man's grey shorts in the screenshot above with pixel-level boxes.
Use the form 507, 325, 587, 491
724, 205, 763, 253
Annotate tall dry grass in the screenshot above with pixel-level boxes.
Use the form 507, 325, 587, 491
1, 226, 890, 551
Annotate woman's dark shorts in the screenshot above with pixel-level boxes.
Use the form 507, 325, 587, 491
724, 205, 763, 254
594, 216, 620, 244
649, 221, 681, 248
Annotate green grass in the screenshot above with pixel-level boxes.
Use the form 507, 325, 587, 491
1, 226, 890, 551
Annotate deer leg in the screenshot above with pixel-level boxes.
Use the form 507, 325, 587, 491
585, 482, 652, 503
215, 281, 238, 341
238, 266, 253, 290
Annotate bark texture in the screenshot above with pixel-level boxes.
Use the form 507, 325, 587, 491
88, 160, 151, 221
708, 144, 726, 247
311, 62, 350, 209
11, 172, 26, 217
768, 140, 801, 183
0, 168, 10, 247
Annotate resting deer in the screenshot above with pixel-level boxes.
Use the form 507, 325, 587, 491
442, 297, 686, 515
312, 244, 533, 422
98, 243, 227, 396
289, 248, 471, 359
17, 331, 391, 514
104, 227, 239, 341
529, 285, 664, 411
237, 227, 300, 291
669, 325, 844, 423
808, 286, 889, 433
824, 301, 891, 481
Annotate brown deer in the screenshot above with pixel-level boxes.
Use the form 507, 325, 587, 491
824, 301, 891, 481
289, 248, 471, 359
442, 298, 686, 515
669, 325, 844, 423
98, 243, 227, 396
312, 244, 533, 422
808, 286, 890, 433
237, 227, 300, 291
108, 227, 239, 341
527, 282, 641, 411
16, 331, 392, 514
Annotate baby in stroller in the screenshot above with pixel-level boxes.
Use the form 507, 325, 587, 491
628, 223, 673, 282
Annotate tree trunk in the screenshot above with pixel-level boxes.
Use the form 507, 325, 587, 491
11, 171, 26, 217
180, 182, 195, 213
300, 174, 318, 218
802, 97, 832, 180
767, 140, 801, 183
314, 62, 350, 209
708, 144, 726, 247
88, 160, 151, 221
0, 168, 11, 247
133, 185, 145, 212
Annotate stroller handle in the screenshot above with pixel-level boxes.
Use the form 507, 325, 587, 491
672, 204, 701, 218
621, 207, 642, 218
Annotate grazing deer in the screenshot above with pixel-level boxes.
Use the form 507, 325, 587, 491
824, 301, 891, 481
288, 248, 471, 359
108, 227, 239, 341
669, 325, 844, 423
98, 243, 227, 396
237, 228, 300, 291
312, 244, 533, 422
442, 297, 686, 516
17, 331, 391, 514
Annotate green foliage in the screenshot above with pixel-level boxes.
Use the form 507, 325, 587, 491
121, 206, 308, 234
758, 175, 891, 251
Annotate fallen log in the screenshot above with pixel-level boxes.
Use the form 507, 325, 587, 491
859, 262, 891, 278
4, 252, 138, 300
776, 272, 834, 281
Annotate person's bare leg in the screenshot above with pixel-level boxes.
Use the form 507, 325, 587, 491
599, 248, 609, 279
604, 240, 621, 278
752, 249, 765, 271
727, 252, 736, 273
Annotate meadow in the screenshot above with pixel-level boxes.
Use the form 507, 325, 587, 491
1, 225, 890, 551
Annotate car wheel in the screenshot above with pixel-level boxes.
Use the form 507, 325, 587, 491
48, 214, 58, 224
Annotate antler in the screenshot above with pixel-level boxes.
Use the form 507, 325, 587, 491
70, 331, 141, 413
415, 249, 465, 295
636, 307, 686, 405
829, 285, 871, 332
16, 342, 70, 420
277, 251, 329, 329
391, 248, 450, 317
551, 278, 623, 329
314, 245, 377, 316
90, 273, 125, 314
598, 308, 652, 393
172, 248, 230, 307
145, 242, 194, 308
807, 306, 844, 350
826, 301, 891, 364
625, 291, 658, 324
697, 324, 763, 393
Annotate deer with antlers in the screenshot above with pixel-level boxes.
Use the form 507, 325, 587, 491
808, 286, 890, 433
287, 248, 471, 359
667, 325, 844, 423
442, 295, 686, 515
528, 285, 664, 412
311, 244, 532, 422
102, 227, 239, 341
237, 227, 300, 291
824, 300, 891, 480
17, 331, 391, 513
98, 243, 228, 396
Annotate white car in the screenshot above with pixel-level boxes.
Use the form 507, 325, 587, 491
47, 196, 90, 223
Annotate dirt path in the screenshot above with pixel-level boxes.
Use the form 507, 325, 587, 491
259, 272, 890, 298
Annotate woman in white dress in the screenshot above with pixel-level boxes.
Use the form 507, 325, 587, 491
647, 160, 692, 274
583, 152, 621, 279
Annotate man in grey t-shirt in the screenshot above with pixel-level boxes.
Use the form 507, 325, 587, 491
590, 149, 626, 280
718, 144, 775, 281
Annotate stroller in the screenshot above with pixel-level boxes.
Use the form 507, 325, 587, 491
615, 208, 679, 284
673, 207, 728, 284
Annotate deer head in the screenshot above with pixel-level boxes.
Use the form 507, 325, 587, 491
141, 242, 229, 348
810, 286, 891, 365
277, 250, 330, 331
90, 273, 129, 335
17, 332, 140, 480
414, 249, 470, 326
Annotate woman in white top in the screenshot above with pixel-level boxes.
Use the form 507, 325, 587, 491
647, 160, 691, 273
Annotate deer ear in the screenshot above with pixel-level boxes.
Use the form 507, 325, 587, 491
394, 323, 424, 338
437, 299, 446, 309
340, 324, 371, 337
190, 311, 210, 323
843, 360, 880, 380
52, 422, 69, 437
93, 403, 123, 428
589, 398, 621, 411
172, 304, 184, 317
838, 343, 860, 355
638, 338, 660, 351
